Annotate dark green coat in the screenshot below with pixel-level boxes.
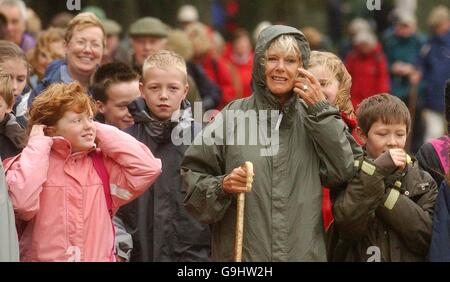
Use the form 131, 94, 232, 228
181, 25, 357, 261
331, 152, 438, 261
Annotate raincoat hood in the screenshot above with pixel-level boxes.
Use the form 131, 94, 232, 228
252, 25, 310, 107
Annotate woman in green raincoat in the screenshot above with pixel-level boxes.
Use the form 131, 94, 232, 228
181, 25, 359, 261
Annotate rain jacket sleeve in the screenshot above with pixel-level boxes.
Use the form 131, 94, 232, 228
181, 122, 232, 224
95, 122, 162, 211
303, 101, 358, 189
375, 172, 437, 256
4, 136, 53, 221
333, 152, 398, 241
0, 161, 19, 262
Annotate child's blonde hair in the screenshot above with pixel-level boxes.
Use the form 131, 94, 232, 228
167, 29, 194, 61
0, 40, 29, 76
309, 51, 354, 117
0, 73, 13, 108
142, 50, 187, 83
28, 27, 65, 79
28, 82, 96, 135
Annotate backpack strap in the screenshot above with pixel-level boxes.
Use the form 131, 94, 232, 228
91, 151, 113, 218
430, 136, 450, 174
91, 151, 116, 260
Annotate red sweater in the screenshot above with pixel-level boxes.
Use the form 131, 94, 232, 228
345, 42, 390, 109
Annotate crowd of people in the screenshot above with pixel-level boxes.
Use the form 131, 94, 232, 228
0, 0, 449, 262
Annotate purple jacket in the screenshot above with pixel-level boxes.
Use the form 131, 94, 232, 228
19, 33, 36, 53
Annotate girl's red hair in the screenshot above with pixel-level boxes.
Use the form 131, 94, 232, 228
28, 82, 96, 136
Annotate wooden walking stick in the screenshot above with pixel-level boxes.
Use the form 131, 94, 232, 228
234, 161, 254, 262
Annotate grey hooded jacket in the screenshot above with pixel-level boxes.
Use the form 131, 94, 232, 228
0, 160, 19, 261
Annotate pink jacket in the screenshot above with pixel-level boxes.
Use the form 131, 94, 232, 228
4, 123, 162, 262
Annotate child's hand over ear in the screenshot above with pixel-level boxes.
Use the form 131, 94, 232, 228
29, 124, 47, 138
389, 148, 407, 170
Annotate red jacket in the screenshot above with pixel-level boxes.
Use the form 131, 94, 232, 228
201, 52, 237, 110
345, 42, 390, 109
225, 51, 254, 98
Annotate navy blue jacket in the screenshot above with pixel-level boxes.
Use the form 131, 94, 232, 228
419, 31, 450, 113
428, 181, 450, 261
28, 60, 71, 107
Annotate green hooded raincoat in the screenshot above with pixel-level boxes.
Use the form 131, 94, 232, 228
181, 25, 357, 261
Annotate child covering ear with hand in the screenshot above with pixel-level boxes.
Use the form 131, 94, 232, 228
4, 82, 162, 262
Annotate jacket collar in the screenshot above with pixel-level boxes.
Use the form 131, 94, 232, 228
42, 59, 67, 83
60, 63, 73, 84
432, 30, 450, 44
128, 97, 194, 143
51, 137, 95, 160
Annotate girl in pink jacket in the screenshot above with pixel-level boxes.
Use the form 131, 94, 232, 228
3, 82, 162, 262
